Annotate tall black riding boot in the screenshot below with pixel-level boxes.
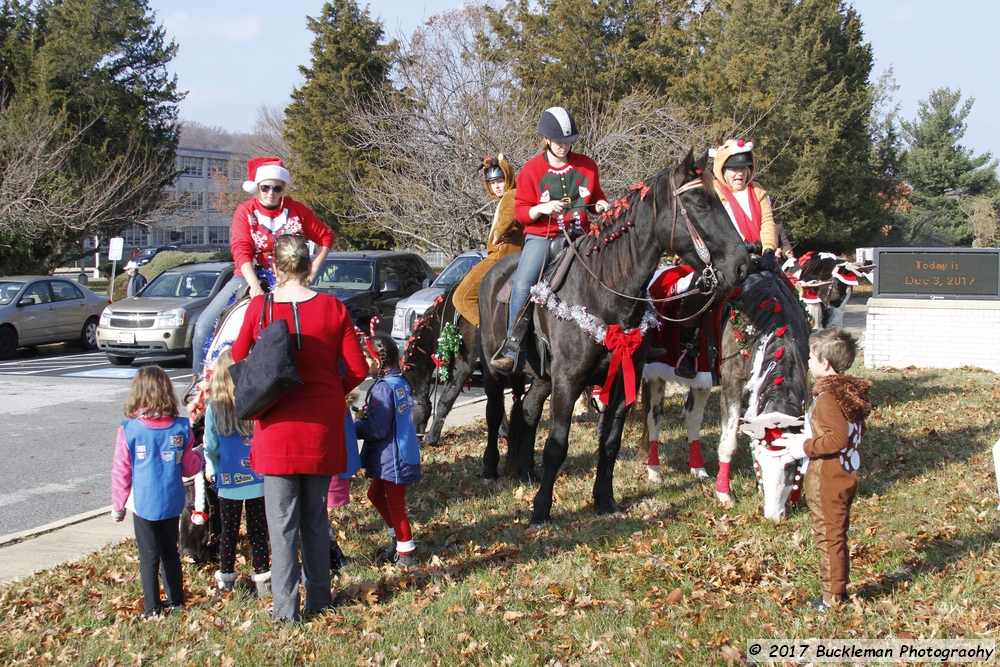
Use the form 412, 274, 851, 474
676, 325, 700, 380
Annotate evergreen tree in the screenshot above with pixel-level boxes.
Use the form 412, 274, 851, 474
0, 0, 181, 271
896, 88, 998, 245
487, 0, 696, 109
677, 0, 889, 252
284, 0, 393, 248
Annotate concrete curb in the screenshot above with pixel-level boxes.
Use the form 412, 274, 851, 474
0, 505, 113, 548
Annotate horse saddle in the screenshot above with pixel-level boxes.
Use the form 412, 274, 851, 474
497, 235, 576, 304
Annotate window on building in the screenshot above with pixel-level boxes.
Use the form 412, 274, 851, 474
179, 156, 203, 177
122, 226, 146, 247
208, 226, 230, 245
181, 192, 204, 211
180, 227, 202, 244
208, 158, 228, 178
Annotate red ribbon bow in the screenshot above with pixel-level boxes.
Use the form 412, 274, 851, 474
598, 325, 644, 406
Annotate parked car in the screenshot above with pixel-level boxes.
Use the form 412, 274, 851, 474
391, 250, 486, 352
0, 276, 109, 360
95, 261, 235, 365
132, 243, 184, 267
311, 251, 436, 334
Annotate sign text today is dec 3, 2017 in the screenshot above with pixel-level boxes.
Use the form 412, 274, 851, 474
875, 249, 1000, 299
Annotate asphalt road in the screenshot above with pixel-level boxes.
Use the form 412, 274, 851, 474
0, 343, 485, 536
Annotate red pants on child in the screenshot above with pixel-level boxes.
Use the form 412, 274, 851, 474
366, 478, 412, 546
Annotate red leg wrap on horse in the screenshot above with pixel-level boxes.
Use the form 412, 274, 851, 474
688, 439, 704, 469
647, 441, 660, 466
716, 462, 731, 494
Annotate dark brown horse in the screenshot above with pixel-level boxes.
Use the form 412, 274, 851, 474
401, 287, 490, 448
478, 151, 751, 525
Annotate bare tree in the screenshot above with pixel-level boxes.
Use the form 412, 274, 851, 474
206, 103, 293, 217
962, 195, 999, 247
250, 103, 291, 164
0, 101, 178, 244
347, 4, 710, 256
179, 120, 251, 153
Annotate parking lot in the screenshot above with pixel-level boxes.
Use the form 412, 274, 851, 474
0, 345, 194, 381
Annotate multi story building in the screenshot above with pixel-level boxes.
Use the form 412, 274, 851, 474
119, 146, 236, 250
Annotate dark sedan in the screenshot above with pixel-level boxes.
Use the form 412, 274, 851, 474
312, 251, 436, 334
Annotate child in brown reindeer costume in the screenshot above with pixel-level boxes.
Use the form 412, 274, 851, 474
781, 327, 872, 612
452, 154, 524, 326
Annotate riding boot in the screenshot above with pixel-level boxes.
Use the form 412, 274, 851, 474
675, 326, 699, 380
490, 304, 533, 375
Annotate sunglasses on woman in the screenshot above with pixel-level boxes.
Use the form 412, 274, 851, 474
259, 184, 284, 193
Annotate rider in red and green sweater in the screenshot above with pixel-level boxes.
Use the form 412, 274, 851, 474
490, 107, 610, 374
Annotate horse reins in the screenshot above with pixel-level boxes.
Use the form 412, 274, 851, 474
556, 170, 722, 321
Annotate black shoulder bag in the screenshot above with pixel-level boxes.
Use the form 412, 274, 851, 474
230, 293, 303, 420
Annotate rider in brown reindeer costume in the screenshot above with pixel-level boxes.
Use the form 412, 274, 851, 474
453, 154, 524, 326
673, 139, 778, 379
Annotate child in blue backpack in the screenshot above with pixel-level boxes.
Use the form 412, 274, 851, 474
354, 334, 422, 567
112, 365, 204, 617
203, 349, 271, 597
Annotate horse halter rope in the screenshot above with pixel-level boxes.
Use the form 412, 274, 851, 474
560, 169, 722, 313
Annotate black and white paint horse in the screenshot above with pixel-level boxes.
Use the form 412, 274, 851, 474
641, 268, 811, 521
783, 252, 872, 330
479, 151, 750, 525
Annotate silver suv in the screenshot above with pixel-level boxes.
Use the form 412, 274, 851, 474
391, 250, 485, 352
96, 261, 234, 366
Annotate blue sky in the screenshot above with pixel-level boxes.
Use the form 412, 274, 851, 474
148, 0, 999, 160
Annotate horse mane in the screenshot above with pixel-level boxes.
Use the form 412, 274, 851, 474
401, 294, 446, 373
580, 163, 719, 292
738, 270, 811, 418
798, 256, 839, 283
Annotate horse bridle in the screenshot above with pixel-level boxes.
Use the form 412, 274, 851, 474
558, 169, 722, 321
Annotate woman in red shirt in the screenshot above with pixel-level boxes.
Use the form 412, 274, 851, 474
490, 107, 610, 374
192, 157, 334, 374
232, 235, 368, 623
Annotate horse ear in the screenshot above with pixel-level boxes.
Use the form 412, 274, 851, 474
695, 150, 710, 174
681, 149, 697, 180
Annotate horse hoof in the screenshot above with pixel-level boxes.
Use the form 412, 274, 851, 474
715, 491, 733, 508
646, 465, 662, 484
520, 470, 539, 484
595, 501, 622, 516
690, 467, 709, 480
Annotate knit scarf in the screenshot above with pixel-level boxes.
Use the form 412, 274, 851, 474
714, 180, 762, 243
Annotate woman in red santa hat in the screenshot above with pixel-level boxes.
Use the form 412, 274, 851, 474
191, 157, 334, 374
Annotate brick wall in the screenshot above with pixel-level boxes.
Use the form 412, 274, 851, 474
865, 298, 1000, 372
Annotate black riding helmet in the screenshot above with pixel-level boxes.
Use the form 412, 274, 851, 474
538, 107, 579, 143
723, 151, 753, 169
484, 164, 505, 181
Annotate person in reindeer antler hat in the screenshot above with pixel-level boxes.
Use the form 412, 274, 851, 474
452, 154, 524, 327
490, 107, 611, 374
671, 138, 780, 379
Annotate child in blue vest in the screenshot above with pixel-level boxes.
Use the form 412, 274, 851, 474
354, 334, 422, 567
112, 365, 204, 617
203, 349, 270, 597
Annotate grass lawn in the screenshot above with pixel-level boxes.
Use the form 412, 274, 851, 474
2, 361, 998, 665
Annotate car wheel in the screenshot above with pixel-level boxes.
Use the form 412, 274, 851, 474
80, 317, 99, 350
107, 354, 134, 366
0, 326, 17, 360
